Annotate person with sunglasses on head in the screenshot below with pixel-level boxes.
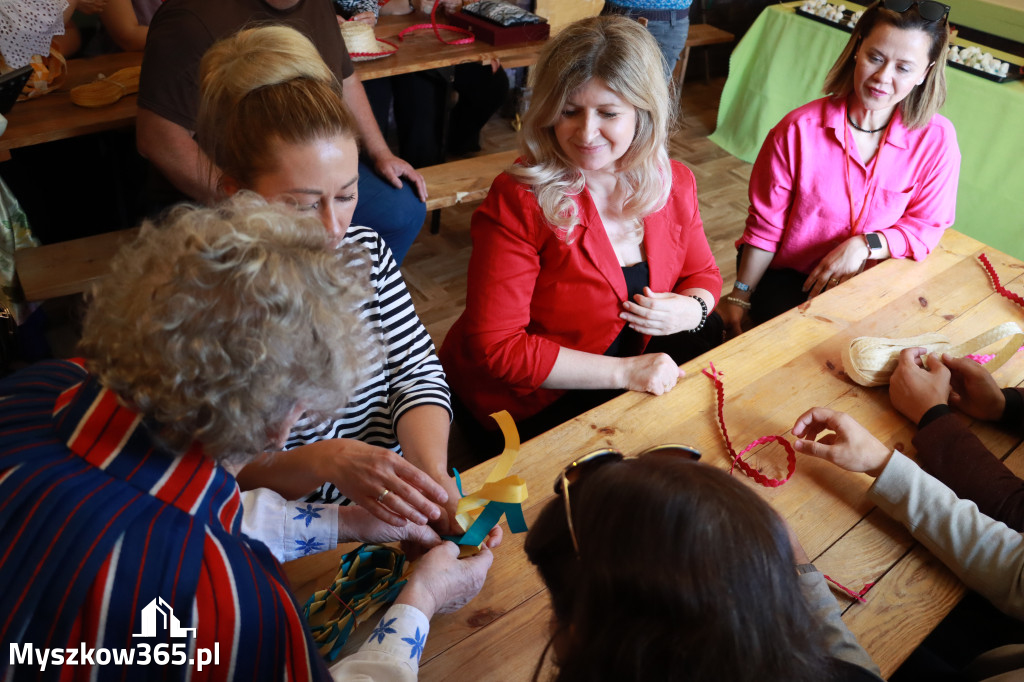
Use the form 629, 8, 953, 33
524, 447, 884, 682
719, 0, 960, 339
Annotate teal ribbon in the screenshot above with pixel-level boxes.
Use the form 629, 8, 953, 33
441, 468, 528, 547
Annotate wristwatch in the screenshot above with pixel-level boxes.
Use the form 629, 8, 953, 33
734, 280, 752, 293
864, 232, 882, 258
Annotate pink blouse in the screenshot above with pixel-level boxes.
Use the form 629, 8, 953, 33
740, 97, 960, 274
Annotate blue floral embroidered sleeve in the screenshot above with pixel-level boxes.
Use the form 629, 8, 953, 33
240, 488, 339, 563
328, 604, 431, 680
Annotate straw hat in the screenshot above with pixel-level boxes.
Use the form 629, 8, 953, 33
339, 22, 397, 62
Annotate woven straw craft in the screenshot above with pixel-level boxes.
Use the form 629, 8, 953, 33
843, 321, 1024, 387
0, 45, 67, 101
339, 22, 397, 61
70, 66, 140, 108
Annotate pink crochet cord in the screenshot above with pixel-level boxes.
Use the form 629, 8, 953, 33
398, 0, 475, 45
824, 575, 875, 603
971, 254, 1024, 365
702, 363, 796, 487
979, 253, 1024, 309
349, 37, 398, 58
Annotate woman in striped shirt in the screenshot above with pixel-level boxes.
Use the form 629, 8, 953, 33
194, 25, 461, 534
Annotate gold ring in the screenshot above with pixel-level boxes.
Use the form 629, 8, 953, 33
829, 278, 840, 285
377, 488, 390, 503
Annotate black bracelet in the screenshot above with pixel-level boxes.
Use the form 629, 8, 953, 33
688, 295, 708, 332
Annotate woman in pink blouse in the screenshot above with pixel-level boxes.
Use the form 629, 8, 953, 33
719, 0, 960, 337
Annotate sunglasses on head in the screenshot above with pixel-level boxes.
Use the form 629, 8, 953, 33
882, 0, 950, 22
553, 444, 702, 555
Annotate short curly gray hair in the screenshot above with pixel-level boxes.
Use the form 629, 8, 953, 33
79, 193, 374, 463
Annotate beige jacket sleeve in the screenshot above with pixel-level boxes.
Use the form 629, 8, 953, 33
798, 570, 883, 678
869, 450, 1024, 619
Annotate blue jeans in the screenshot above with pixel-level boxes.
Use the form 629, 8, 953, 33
352, 161, 426, 265
602, 4, 691, 81
646, 15, 691, 79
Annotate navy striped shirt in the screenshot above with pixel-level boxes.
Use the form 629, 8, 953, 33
286, 225, 451, 503
0, 360, 330, 681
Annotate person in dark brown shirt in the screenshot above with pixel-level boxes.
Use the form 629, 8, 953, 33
889, 347, 1024, 530
136, 0, 428, 264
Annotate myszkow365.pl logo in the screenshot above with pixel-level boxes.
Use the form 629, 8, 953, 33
9, 598, 219, 672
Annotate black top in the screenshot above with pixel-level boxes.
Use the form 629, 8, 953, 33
604, 261, 650, 358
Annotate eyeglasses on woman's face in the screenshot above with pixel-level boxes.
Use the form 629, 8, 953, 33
553, 444, 702, 555
881, 0, 950, 23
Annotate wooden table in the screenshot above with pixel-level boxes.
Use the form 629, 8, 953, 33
358, 11, 546, 79
0, 51, 142, 162
285, 228, 1024, 679
0, 14, 543, 163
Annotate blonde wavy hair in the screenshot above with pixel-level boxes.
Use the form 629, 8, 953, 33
510, 15, 675, 243
823, 0, 950, 130
196, 25, 359, 188
80, 194, 375, 464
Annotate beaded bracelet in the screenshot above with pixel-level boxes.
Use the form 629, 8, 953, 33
688, 295, 708, 332
724, 295, 751, 310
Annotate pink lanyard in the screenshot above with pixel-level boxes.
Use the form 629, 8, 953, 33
843, 102, 892, 238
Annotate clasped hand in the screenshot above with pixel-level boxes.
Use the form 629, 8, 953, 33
620, 287, 702, 336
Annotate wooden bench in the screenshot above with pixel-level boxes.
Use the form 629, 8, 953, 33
675, 23, 735, 91
14, 150, 518, 302
419, 148, 518, 234
14, 229, 140, 302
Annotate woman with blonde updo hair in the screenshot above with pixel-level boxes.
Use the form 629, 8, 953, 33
440, 16, 722, 447
195, 25, 463, 538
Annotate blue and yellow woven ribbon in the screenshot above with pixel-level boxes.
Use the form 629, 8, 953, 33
302, 543, 408, 661
445, 410, 529, 548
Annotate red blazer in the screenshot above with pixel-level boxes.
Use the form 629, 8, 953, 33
439, 160, 722, 426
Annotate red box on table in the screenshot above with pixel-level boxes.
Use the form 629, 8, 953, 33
446, 10, 550, 45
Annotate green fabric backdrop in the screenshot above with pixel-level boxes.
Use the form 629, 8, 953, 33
709, 3, 1024, 259
948, 0, 1024, 41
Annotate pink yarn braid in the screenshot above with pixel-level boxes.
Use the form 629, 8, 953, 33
824, 575, 875, 603
702, 363, 796, 487
969, 254, 1024, 364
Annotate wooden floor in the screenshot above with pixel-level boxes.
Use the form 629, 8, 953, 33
400, 76, 751, 350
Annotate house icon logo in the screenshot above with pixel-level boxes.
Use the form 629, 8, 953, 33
133, 597, 197, 639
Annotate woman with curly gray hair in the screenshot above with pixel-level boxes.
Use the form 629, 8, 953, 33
0, 195, 500, 681
79, 194, 371, 462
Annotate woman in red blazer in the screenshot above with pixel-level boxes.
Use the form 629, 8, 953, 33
439, 16, 722, 444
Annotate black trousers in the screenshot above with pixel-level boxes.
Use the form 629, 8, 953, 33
364, 64, 509, 168
735, 245, 812, 325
